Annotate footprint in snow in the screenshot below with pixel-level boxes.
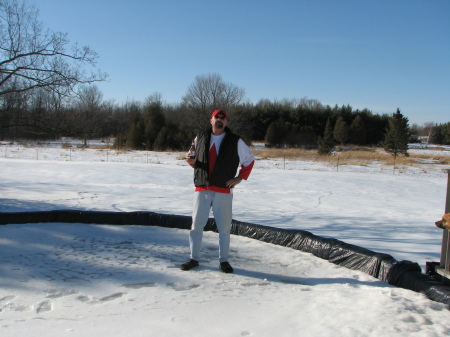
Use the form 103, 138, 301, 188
167, 283, 200, 291
123, 282, 157, 289
76, 292, 125, 304
99, 293, 125, 302
4, 303, 32, 312
45, 289, 78, 299
0, 295, 15, 302
36, 300, 52, 313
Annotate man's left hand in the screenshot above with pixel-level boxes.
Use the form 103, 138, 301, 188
226, 177, 242, 189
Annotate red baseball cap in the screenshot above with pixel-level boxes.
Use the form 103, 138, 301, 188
211, 109, 228, 118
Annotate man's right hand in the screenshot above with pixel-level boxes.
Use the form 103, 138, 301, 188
186, 152, 196, 167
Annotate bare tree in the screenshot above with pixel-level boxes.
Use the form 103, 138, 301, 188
144, 92, 163, 109
69, 85, 105, 144
0, 0, 107, 97
182, 73, 245, 129
76, 85, 103, 112
422, 122, 437, 147
297, 97, 323, 111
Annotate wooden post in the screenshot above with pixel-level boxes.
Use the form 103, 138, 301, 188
437, 169, 450, 284
441, 170, 450, 270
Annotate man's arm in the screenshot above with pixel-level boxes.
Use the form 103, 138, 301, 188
226, 139, 255, 188
236, 139, 255, 180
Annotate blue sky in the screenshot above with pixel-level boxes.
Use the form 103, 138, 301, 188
36, 0, 449, 125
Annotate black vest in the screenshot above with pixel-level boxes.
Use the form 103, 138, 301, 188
194, 127, 240, 188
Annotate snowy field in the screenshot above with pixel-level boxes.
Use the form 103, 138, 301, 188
1, 141, 450, 336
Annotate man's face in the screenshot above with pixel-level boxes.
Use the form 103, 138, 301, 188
211, 113, 227, 131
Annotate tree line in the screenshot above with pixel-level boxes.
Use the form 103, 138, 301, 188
3, 82, 449, 150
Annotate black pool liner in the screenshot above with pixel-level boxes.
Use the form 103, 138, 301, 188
1, 210, 449, 307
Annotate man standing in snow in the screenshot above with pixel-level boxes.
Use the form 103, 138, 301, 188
181, 109, 255, 273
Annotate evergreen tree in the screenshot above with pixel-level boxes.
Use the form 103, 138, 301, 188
317, 118, 335, 155
153, 123, 188, 151
383, 108, 409, 159
442, 122, 450, 145
434, 122, 450, 145
333, 116, 349, 146
113, 134, 126, 150
144, 101, 165, 150
349, 115, 366, 145
126, 113, 145, 149
265, 120, 288, 147
153, 126, 169, 151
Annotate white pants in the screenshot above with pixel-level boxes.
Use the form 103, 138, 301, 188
189, 190, 233, 263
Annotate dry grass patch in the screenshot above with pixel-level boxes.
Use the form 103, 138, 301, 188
253, 148, 320, 161
253, 147, 388, 164
407, 152, 449, 165
253, 146, 449, 167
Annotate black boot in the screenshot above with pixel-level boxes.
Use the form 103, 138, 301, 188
220, 262, 233, 273
180, 259, 199, 271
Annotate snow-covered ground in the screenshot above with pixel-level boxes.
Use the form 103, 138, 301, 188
1, 141, 449, 336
